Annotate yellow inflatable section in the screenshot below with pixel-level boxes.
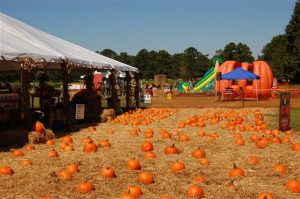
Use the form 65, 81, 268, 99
193, 71, 216, 91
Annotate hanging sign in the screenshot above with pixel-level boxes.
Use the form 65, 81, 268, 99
75, 104, 85, 119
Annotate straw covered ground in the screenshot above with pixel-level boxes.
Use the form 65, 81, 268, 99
0, 107, 300, 199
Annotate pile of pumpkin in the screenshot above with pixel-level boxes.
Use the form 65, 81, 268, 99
111, 108, 176, 125
1, 108, 300, 199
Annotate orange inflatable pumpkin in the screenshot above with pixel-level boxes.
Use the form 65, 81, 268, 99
216, 61, 273, 98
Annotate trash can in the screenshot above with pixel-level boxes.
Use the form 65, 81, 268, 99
279, 92, 290, 131
167, 91, 173, 100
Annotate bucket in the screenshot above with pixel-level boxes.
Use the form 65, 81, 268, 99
167, 92, 173, 100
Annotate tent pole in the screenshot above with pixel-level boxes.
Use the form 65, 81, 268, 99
125, 71, 131, 109
256, 79, 258, 102
134, 72, 140, 108
215, 80, 218, 101
61, 61, 71, 132
20, 67, 32, 129
109, 69, 121, 113
84, 68, 94, 122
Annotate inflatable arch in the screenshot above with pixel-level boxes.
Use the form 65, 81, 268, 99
215, 61, 273, 98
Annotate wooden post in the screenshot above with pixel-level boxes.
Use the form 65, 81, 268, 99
84, 68, 94, 121
109, 70, 121, 113
61, 61, 71, 131
134, 72, 140, 108
125, 71, 131, 109
20, 67, 32, 129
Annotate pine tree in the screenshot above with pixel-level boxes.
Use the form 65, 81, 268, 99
285, 0, 300, 83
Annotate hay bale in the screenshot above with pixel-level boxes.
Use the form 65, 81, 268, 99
100, 109, 115, 123
154, 74, 167, 88
28, 129, 55, 144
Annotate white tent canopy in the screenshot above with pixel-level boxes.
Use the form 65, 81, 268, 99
0, 12, 138, 72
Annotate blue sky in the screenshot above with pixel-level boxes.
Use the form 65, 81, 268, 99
0, 0, 296, 58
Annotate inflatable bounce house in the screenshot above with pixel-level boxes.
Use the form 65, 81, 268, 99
178, 58, 223, 93
216, 61, 273, 98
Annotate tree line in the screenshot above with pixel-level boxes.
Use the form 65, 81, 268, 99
98, 1, 300, 83
0, 1, 298, 84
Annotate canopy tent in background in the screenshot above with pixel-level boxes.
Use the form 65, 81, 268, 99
0, 12, 138, 72
221, 67, 260, 101
222, 67, 260, 80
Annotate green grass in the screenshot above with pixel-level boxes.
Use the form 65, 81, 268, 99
291, 109, 300, 131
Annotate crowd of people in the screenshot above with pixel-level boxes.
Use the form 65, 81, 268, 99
144, 84, 157, 96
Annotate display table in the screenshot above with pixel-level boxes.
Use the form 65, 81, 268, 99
30, 90, 61, 107
224, 87, 236, 101
0, 93, 21, 122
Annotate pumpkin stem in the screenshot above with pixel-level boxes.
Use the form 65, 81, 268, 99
233, 164, 237, 168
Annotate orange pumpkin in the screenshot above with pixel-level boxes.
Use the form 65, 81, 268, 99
160, 196, 174, 199
11, 149, 24, 157
229, 164, 245, 178
82, 136, 93, 144
180, 135, 189, 142
106, 129, 114, 134
76, 182, 95, 193
0, 166, 14, 175
37, 194, 52, 199
187, 184, 204, 198
125, 185, 143, 198
46, 139, 55, 146
66, 163, 79, 173
247, 156, 259, 165
98, 140, 111, 148
197, 130, 205, 137
164, 144, 180, 155
83, 143, 97, 153
256, 192, 275, 199
127, 159, 141, 170
291, 143, 300, 151
281, 137, 291, 143
137, 171, 154, 185
286, 179, 300, 193
58, 170, 73, 180
273, 163, 287, 174
141, 141, 153, 152
35, 121, 45, 133
144, 151, 156, 159
171, 161, 186, 173
235, 138, 245, 146
48, 149, 59, 158
25, 145, 35, 151
193, 175, 206, 183
199, 158, 209, 166
100, 167, 116, 179
61, 135, 73, 143
20, 159, 32, 166
192, 148, 206, 159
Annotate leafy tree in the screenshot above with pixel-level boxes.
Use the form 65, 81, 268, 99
133, 49, 150, 79
261, 35, 293, 81
220, 42, 254, 62
151, 50, 173, 77
285, 0, 300, 83
117, 52, 134, 66
172, 53, 184, 79
181, 47, 210, 79
97, 49, 118, 59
